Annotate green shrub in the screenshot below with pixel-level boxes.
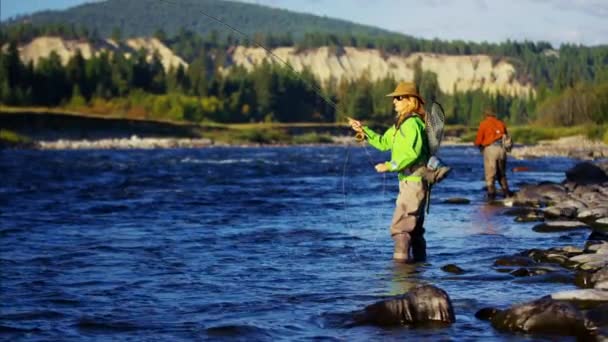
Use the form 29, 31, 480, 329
586, 124, 608, 142
235, 128, 289, 144
292, 132, 334, 144
459, 125, 607, 145
0, 129, 32, 147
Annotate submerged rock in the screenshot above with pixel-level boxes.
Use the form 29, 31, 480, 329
578, 207, 608, 221
551, 289, 608, 302
441, 264, 466, 274
493, 255, 536, 267
352, 285, 455, 327
566, 162, 608, 185
532, 221, 590, 233
481, 296, 597, 338
443, 197, 470, 204
515, 211, 545, 223
591, 267, 608, 290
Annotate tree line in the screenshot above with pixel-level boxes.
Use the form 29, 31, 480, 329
1, 25, 607, 127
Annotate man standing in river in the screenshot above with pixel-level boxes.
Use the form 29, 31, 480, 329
348, 81, 430, 263
474, 108, 512, 199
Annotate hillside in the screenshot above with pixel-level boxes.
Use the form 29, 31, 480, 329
230, 46, 533, 97
18, 36, 186, 71
14, 36, 532, 97
2, 0, 397, 40
1, 0, 606, 129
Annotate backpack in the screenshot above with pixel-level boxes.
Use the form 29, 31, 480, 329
412, 156, 452, 185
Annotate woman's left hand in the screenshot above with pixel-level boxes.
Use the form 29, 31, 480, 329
374, 163, 389, 173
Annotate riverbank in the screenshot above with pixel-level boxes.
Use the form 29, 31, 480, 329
2, 108, 608, 158
29, 135, 608, 161
468, 160, 608, 338
510, 135, 608, 160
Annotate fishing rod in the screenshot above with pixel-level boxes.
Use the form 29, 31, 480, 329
157, 0, 337, 111
156, 0, 377, 163
155, 0, 386, 243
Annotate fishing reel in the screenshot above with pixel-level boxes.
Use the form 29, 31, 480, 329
354, 131, 366, 142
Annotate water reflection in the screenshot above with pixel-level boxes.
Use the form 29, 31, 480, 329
389, 261, 424, 296
471, 202, 504, 235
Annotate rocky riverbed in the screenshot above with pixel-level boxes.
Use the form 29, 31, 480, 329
37, 135, 214, 149
469, 161, 608, 339
29, 134, 608, 162
510, 135, 608, 160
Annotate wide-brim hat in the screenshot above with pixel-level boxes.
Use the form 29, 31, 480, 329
385, 81, 424, 104
483, 108, 496, 116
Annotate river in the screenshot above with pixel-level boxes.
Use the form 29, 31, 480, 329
0, 146, 585, 340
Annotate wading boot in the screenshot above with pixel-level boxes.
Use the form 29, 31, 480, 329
500, 179, 513, 198
486, 185, 496, 200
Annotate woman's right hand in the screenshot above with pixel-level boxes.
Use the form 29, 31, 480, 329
347, 117, 363, 134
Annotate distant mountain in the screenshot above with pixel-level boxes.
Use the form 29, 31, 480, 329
3, 0, 403, 40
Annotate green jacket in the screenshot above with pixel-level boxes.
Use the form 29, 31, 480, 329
362, 115, 430, 181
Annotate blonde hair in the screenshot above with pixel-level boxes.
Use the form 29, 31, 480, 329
395, 96, 425, 129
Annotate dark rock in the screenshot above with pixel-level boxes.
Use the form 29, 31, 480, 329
587, 304, 608, 327
587, 230, 608, 242
575, 270, 594, 288
494, 255, 536, 267
513, 271, 574, 284
475, 307, 499, 321
510, 268, 532, 277
490, 296, 596, 338
443, 197, 470, 204
495, 267, 512, 273
441, 264, 465, 274
524, 248, 580, 267
503, 207, 540, 216
353, 285, 455, 327
578, 207, 608, 222
566, 162, 608, 185
515, 212, 545, 223
590, 266, 608, 289
512, 182, 569, 206
532, 221, 590, 233
543, 206, 579, 219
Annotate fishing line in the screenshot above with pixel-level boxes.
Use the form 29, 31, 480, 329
156, 0, 378, 166
156, 0, 387, 254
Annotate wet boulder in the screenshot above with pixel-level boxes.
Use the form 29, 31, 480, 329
578, 207, 608, 222
566, 162, 608, 185
592, 218, 608, 230
353, 285, 455, 327
493, 255, 536, 267
512, 183, 568, 206
532, 221, 590, 233
441, 264, 465, 274
443, 197, 470, 205
592, 269, 608, 290
551, 289, 608, 302
587, 231, 608, 243
568, 243, 608, 271
480, 296, 597, 338
543, 200, 587, 219
523, 247, 582, 267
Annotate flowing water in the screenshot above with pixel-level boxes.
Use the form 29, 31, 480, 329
1, 146, 584, 340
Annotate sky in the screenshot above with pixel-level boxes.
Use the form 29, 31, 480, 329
1, 0, 607, 47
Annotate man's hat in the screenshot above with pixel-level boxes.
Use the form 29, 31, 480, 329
483, 108, 497, 116
385, 81, 424, 104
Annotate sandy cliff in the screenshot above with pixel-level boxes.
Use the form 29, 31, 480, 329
229, 46, 533, 97
17, 36, 187, 72
16, 37, 534, 97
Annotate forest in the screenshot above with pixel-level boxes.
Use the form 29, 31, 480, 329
1, 2, 607, 130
